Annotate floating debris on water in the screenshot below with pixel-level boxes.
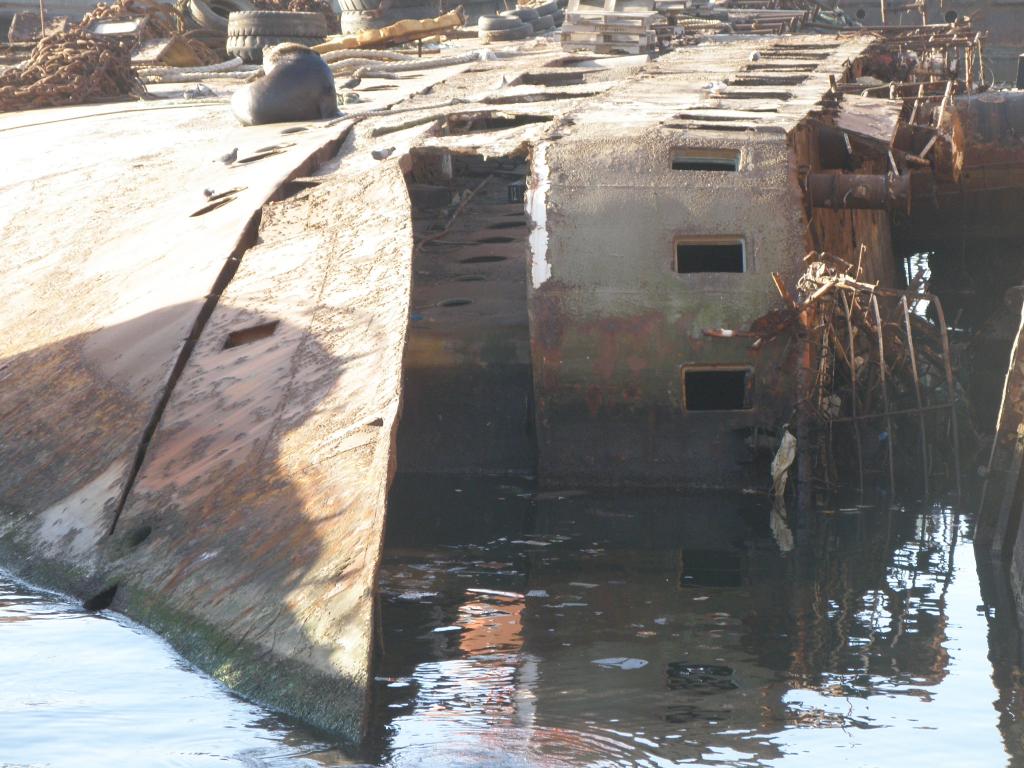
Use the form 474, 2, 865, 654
592, 658, 649, 670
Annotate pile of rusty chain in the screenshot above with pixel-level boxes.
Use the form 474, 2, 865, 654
0, 31, 145, 111
83, 0, 187, 37
0, 0, 201, 112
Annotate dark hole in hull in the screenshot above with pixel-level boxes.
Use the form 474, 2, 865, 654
83, 585, 118, 612
223, 320, 280, 350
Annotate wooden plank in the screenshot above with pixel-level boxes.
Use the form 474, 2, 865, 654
565, 10, 662, 23
835, 94, 903, 145
562, 39, 652, 53
563, 22, 649, 33
563, 31, 651, 42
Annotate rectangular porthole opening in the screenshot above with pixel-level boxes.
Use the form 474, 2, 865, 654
675, 238, 745, 273
223, 320, 280, 350
671, 148, 740, 171
683, 368, 753, 411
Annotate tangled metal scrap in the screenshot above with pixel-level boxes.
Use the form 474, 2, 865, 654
87, 0, 186, 35
794, 253, 961, 498
707, 251, 963, 500
0, 31, 145, 111
0, 0, 201, 112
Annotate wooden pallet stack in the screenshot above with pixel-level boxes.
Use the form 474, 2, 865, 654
561, 0, 669, 54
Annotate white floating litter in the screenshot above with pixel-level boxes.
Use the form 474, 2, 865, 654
592, 657, 648, 670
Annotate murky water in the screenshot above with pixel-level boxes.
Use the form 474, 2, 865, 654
3, 477, 1023, 767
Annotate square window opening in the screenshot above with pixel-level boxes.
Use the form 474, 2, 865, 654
683, 368, 753, 411
671, 148, 740, 171
675, 239, 745, 273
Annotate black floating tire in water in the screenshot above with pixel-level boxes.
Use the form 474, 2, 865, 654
477, 13, 521, 30
479, 20, 532, 40
532, 0, 558, 15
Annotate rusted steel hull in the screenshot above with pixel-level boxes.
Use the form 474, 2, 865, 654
0, 106, 412, 741
523, 41, 839, 488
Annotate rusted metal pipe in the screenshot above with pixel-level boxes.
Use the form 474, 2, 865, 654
930, 295, 962, 499
806, 172, 911, 214
839, 292, 866, 500
870, 294, 897, 496
900, 295, 930, 497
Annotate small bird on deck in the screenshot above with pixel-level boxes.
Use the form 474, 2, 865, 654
749, 51, 761, 62
218, 148, 238, 165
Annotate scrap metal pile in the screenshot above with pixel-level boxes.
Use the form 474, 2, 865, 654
795, 253, 962, 499
709, 253, 963, 500
0, 0, 216, 111
660, 0, 857, 36
0, 21, 145, 110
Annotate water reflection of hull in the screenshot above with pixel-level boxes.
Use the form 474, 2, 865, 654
374, 480, 970, 765
977, 557, 1024, 763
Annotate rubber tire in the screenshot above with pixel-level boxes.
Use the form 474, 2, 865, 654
227, 10, 329, 37
479, 20, 531, 40
336, 0, 379, 11
500, 6, 539, 21
188, 0, 254, 32
552, 8, 563, 23
339, 1, 439, 32
477, 13, 520, 30
532, 13, 554, 29
459, 0, 502, 24
532, 0, 557, 14
226, 32, 324, 62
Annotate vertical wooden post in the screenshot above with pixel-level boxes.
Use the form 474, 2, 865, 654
39, 0, 47, 36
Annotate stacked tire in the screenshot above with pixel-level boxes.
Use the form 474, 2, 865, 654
477, 12, 531, 41
459, 0, 504, 25
337, 0, 441, 34
477, 0, 561, 40
187, 0, 255, 33
226, 10, 329, 63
